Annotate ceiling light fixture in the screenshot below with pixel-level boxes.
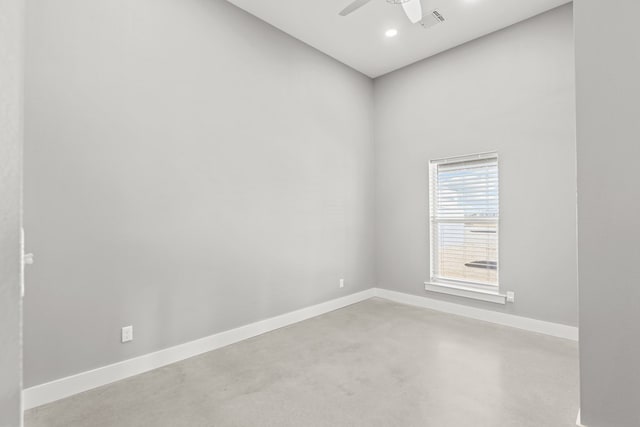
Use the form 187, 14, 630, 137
385, 28, 398, 38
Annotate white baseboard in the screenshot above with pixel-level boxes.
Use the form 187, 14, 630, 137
373, 288, 579, 341
576, 409, 586, 426
22, 288, 375, 410
23, 286, 578, 410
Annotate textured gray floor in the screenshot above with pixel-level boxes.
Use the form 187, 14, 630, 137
25, 298, 579, 427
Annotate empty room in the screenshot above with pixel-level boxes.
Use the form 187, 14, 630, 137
1, 0, 639, 426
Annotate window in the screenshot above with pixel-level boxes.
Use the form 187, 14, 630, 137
429, 153, 499, 293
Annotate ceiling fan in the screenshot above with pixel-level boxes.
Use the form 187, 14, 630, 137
339, 0, 423, 24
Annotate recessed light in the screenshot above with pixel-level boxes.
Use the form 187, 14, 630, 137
385, 28, 398, 38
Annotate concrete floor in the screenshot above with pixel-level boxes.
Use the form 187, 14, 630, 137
25, 298, 579, 427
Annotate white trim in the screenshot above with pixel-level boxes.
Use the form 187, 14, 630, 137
424, 282, 506, 304
576, 410, 586, 426
22, 289, 375, 410
374, 288, 578, 341
23, 287, 578, 410
430, 151, 498, 164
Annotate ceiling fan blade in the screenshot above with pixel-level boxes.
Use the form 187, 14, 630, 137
339, 0, 373, 16
401, 0, 423, 24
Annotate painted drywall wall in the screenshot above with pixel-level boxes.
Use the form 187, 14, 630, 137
374, 5, 577, 326
0, 0, 24, 424
23, 0, 374, 387
575, 1, 640, 426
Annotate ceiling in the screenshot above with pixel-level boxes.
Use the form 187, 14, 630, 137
225, 0, 571, 78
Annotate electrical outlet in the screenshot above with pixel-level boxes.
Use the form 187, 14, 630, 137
339, 279, 345, 288
121, 325, 133, 343
506, 291, 515, 303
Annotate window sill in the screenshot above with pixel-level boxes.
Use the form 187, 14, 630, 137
424, 282, 506, 305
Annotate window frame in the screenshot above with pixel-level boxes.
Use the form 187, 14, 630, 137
427, 152, 504, 303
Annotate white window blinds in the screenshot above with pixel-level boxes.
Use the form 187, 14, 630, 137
429, 153, 499, 288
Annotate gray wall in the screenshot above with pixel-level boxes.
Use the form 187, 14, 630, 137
24, 0, 374, 387
0, 0, 24, 424
575, 1, 640, 426
24, 0, 580, 392
374, 5, 578, 326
